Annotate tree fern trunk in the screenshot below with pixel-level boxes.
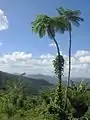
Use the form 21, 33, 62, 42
65, 30, 72, 110
48, 26, 63, 107
48, 26, 62, 84
68, 30, 71, 87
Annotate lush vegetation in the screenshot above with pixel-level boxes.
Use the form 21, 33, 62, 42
0, 6, 90, 120
0, 78, 90, 120
0, 71, 52, 95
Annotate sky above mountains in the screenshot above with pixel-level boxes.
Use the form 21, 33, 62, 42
0, 0, 90, 77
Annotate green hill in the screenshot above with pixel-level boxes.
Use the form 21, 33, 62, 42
0, 71, 52, 95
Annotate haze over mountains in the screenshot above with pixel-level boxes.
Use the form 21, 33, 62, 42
0, 71, 90, 93
26, 74, 90, 84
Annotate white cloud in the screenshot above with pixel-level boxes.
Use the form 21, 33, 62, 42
74, 50, 89, 57
0, 9, 8, 30
0, 50, 90, 77
0, 52, 54, 75
49, 42, 56, 47
0, 42, 3, 46
79, 56, 90, 63
40, 54, 55, 59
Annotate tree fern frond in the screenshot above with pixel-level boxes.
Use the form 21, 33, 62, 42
56, 7, 65, 16
53, 16, 68, 33
56, 7, 84, 29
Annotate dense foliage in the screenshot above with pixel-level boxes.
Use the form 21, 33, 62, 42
0, 79, 89, 120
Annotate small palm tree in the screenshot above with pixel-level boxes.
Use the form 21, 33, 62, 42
32, 14, 66, 85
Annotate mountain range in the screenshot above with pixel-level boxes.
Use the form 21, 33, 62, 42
26, 74, 90, 84
0, 71, 90, 95
0, 71, 52, 95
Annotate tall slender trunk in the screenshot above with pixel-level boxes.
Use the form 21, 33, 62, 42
68, 30, 71, 87
48, 26, 63, 107
65, 30, 72, 110
48, 27, 62, 84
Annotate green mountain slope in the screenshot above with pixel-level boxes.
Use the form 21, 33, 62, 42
0, 71, 52, 95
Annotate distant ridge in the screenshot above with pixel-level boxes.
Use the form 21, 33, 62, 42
0, 71, 52, 95
26, 73, 90, 84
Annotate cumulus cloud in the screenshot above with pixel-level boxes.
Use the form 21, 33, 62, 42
40, 54, 55, 59
79, 56, 90, 63
0, 9, 8, 30
0, 50, 90, 77
74, 50, 89, 57
49, 42, 56, 47
0, 52, 54, 75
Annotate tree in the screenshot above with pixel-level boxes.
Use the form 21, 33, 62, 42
57, 7, 84, 87
56, 7, 84, 109
32, 14, 66, 88
32, 15, 69, 119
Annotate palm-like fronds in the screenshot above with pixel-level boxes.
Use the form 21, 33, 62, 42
32, 14, 67, 39
53, 16, 68, 33
32, 14, 56, 39
57, 7, 84, 27
32, 15, 48, 38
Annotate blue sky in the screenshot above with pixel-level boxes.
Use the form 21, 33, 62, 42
0, 0, 90, 55
0, 0, 90, 76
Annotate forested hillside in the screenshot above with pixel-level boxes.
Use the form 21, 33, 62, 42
0, 71, 52, 95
